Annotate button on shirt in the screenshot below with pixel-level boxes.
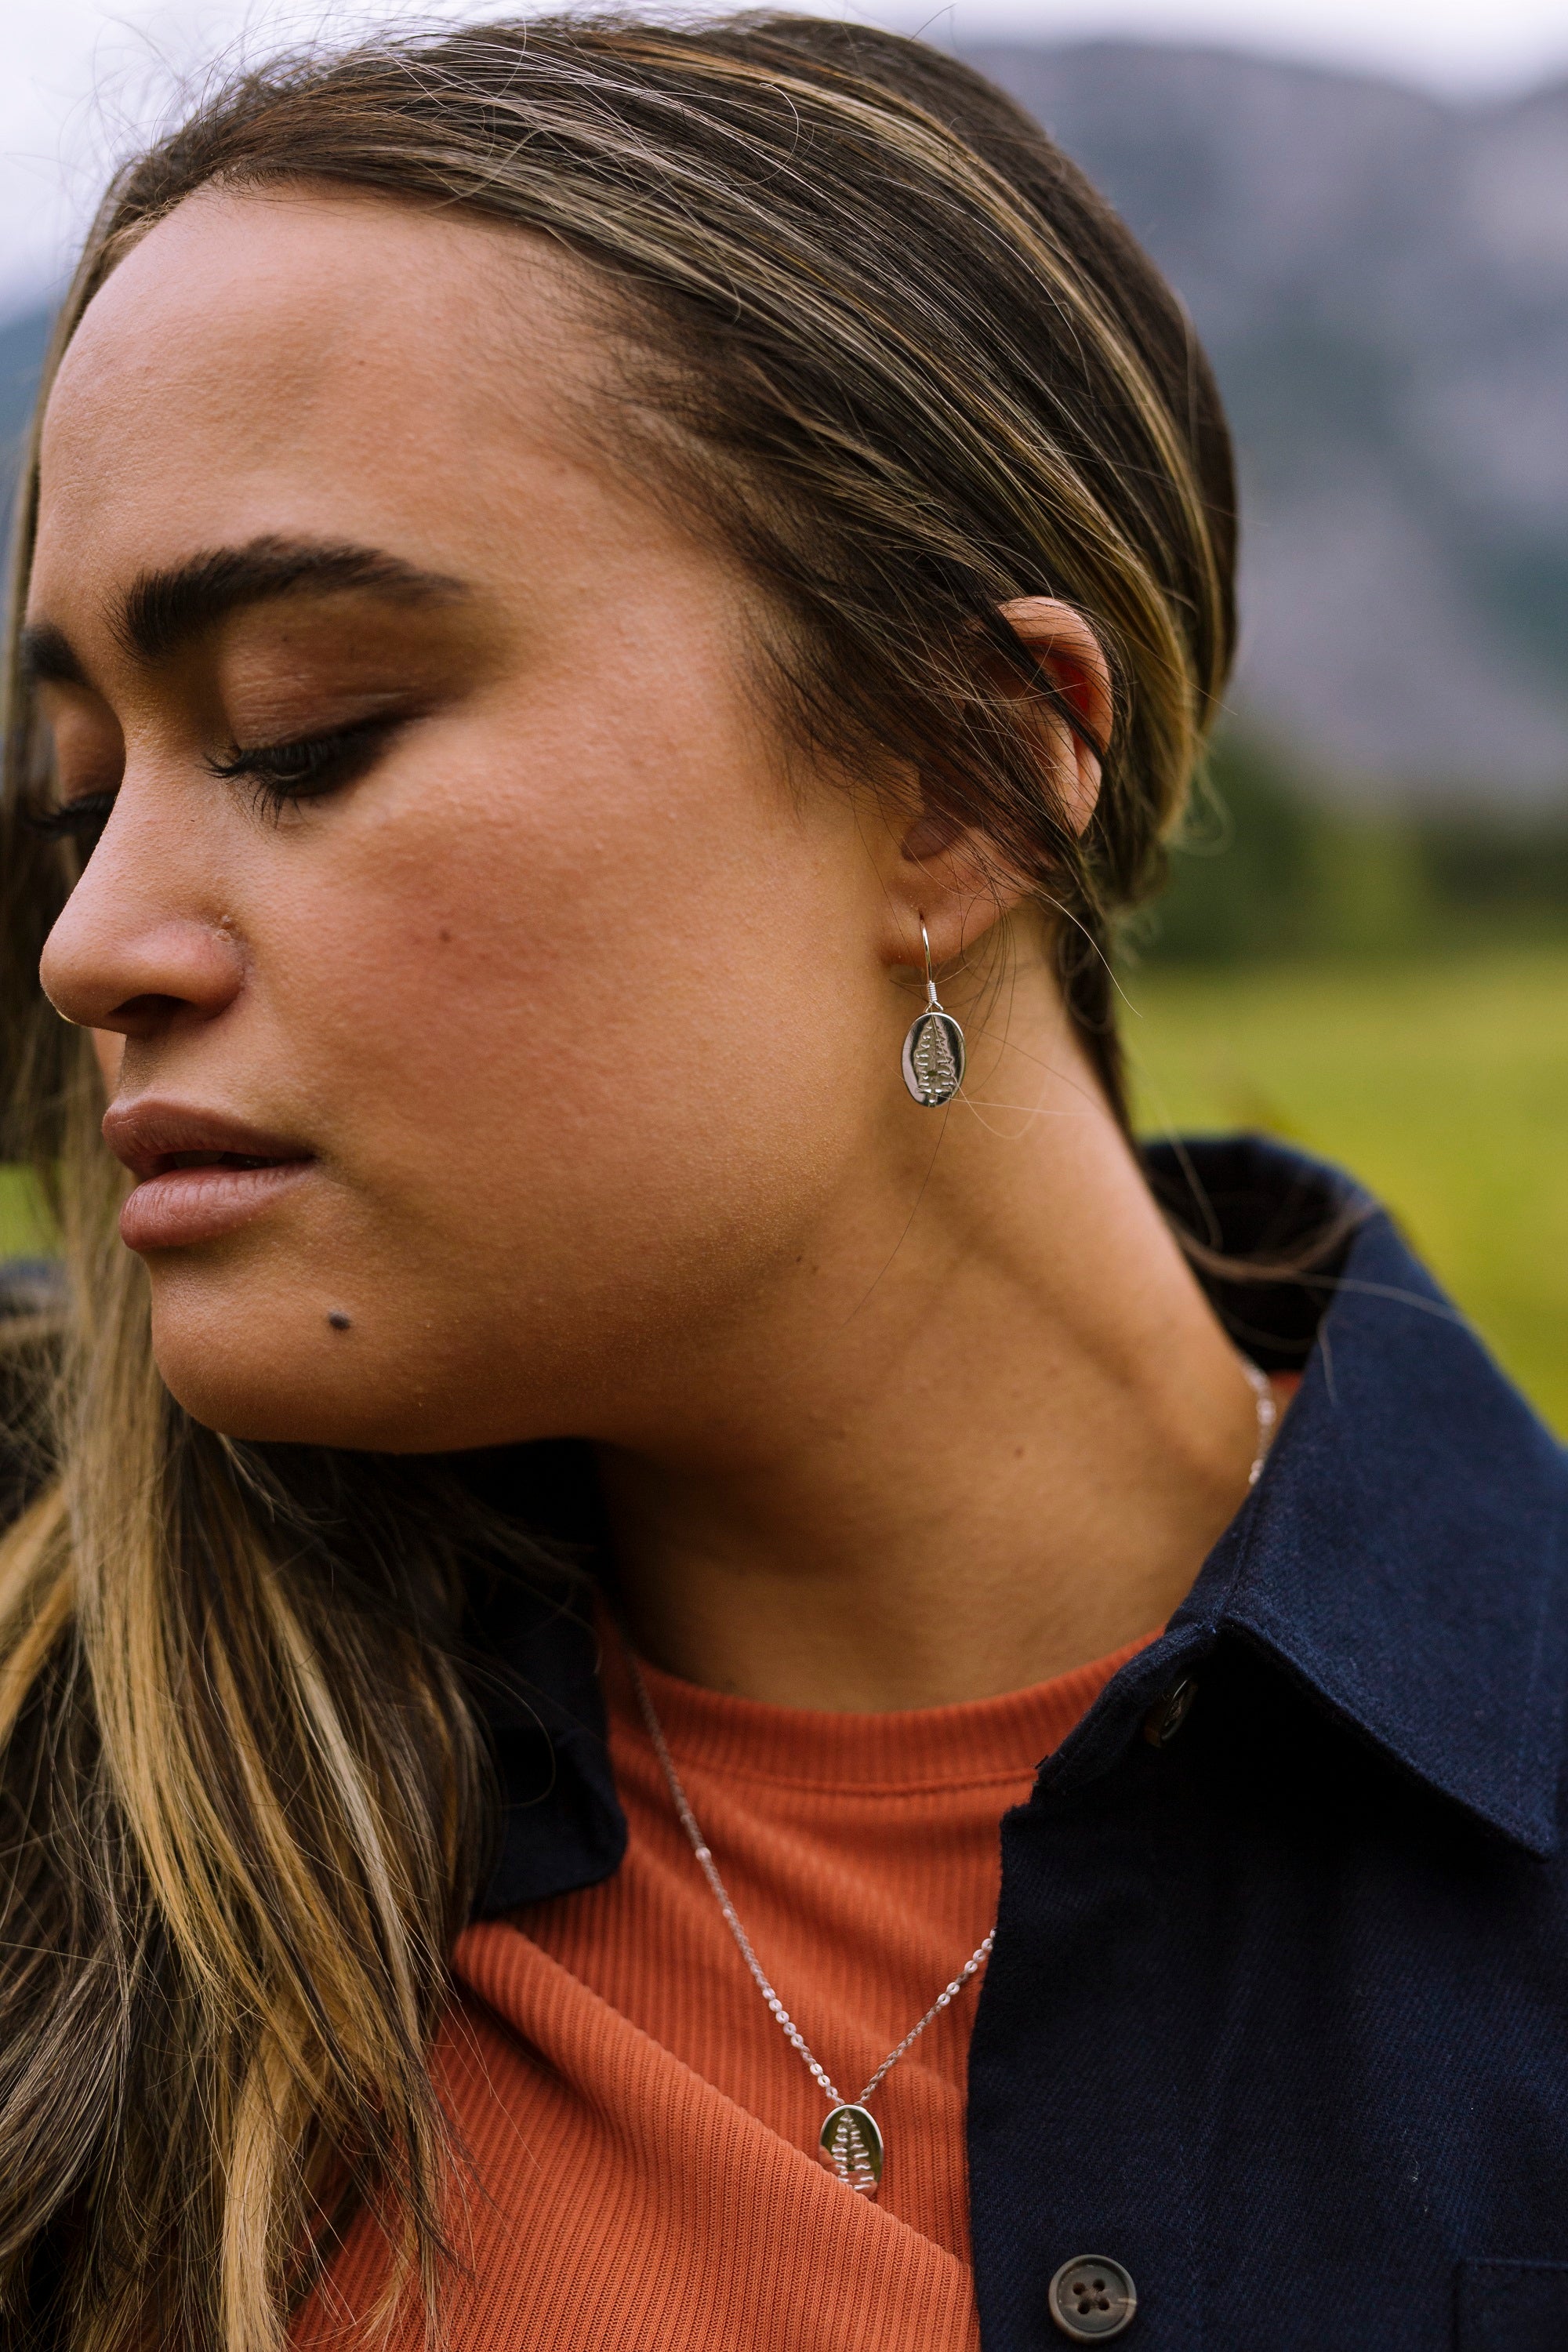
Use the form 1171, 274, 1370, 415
376, 1138, 1568, 2350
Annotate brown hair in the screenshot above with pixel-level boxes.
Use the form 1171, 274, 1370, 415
0, 17, 1236, 2347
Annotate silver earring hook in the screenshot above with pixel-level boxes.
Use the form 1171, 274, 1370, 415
920, 920, 941, 1011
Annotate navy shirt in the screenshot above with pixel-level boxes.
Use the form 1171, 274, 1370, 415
466, 1137, 1568, 2351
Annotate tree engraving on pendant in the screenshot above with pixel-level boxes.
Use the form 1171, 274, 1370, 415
901, 1010, 965, 1107
818, 2103, 884, 2195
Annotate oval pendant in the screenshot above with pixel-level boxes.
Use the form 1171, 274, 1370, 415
902, 1009, 965, 1107
818, 2103, 884, 2195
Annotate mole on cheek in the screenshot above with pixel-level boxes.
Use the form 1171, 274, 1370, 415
327, 1312, 352, 1332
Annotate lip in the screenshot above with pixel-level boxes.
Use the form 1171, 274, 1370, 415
103, 1098, 317, 1251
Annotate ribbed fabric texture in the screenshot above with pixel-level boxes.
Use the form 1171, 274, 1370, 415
295, 1625, 1145, 2350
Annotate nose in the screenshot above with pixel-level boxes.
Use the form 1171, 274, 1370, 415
38, 799, 245, 1040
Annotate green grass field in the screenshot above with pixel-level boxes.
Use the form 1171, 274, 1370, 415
1127, 946, 1568, 1436
0, 1166, 52, 1262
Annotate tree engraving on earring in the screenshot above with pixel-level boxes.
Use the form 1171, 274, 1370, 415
902, 922, 965, 1107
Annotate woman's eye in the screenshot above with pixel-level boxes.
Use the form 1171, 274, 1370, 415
24, 727, 393, 848
25, 788, 117, 851
206, 722, 390, 810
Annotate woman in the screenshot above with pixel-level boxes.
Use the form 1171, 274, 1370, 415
1, 16, 1563, 2350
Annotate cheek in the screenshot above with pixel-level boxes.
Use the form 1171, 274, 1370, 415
245, 722, 884, 1408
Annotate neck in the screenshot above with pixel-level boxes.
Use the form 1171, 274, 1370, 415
601, 959, 1262, 1711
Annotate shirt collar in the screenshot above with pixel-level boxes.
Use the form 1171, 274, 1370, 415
467, 1134, 1568, 1914
462, 1457, 626, 1915
1053, 1138, 1568, 1857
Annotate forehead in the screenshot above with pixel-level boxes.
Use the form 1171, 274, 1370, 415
32, 186, 603, 619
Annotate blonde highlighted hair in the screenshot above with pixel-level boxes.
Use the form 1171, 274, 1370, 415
0, 17, 1236, 2346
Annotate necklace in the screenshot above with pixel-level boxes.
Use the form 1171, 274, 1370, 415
622, 1358, 1279, 2198
1241, 1357, 1278, 1486
622, 1636, 987, 2195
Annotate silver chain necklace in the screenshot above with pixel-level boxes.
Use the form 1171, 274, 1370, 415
622, 1637, 992, 2195
622, 1358, 1278, 2200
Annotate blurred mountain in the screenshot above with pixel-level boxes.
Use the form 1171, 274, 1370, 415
2, 40, 1567, 803
968, 42, 1568, 803
0, 306, 48, 469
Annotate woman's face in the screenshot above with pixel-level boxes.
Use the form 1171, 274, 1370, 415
30, 187, 932, 1450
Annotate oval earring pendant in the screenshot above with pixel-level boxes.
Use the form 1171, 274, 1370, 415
902, 1008, 965, 1106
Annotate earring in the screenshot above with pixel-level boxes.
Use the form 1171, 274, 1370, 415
902, 923, 965, 1107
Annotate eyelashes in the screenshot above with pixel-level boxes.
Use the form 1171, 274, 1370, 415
26, 789, 117, 845
205, 720, 391, 810
27, 721, 394, 849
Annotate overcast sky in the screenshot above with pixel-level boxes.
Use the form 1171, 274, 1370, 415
3, 0, 1567, 315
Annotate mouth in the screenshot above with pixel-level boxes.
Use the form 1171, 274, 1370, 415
103, 1102, 317, 1252
156, 1147, 300, 1175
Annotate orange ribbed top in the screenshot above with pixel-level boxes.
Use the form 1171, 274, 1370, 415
296, 1624, 1148, 2351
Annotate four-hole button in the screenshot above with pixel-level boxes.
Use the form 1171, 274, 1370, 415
1049, 2255, 1138, 2339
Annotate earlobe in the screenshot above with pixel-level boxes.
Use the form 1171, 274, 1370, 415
882, 810, 1016, 975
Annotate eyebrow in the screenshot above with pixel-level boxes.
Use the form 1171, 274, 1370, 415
20, 535, 470, 684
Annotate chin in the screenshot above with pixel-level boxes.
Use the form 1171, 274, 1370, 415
145, 1294, 393, 1454
154, 1347, 405, 1449
144, 1276, 560, 1454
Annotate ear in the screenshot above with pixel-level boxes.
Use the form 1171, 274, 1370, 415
875, 597, 1112, 975
991, 596, 1111, 840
